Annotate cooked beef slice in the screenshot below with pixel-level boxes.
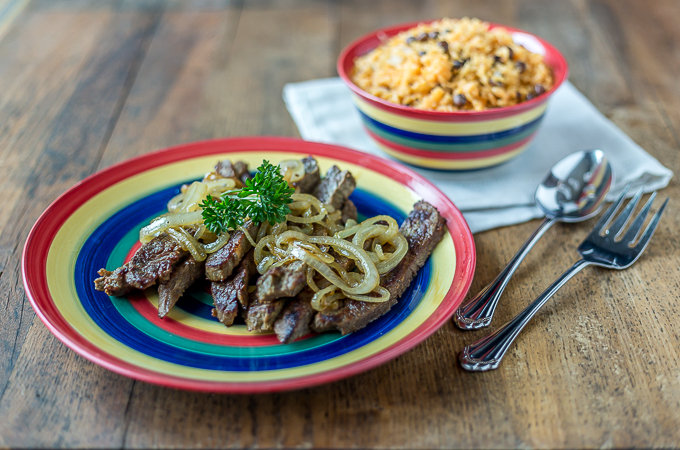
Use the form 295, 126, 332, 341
94, 233, 188, 296
254, 260, 307, 302
273, 289, 315, 343
205, 220, 258, 281
245, 261, 308, 332
312, 200, 446, 334
341, 199, 358, 223
158, 257, 204, 318
211, 251, 256, 326
331, 250, 355, 272
292, 156, 321, 194
245, 298, 287, 332
215, 160, 251, 185
312, 223, 329, 238
94, 268, 127, 296
313, 165, 356, 210
211, 288, 239, 326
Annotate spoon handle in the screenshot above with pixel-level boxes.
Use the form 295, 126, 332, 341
454, 217, 557, 330
459, 259, 590, 371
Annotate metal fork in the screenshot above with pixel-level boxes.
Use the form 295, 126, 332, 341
459, 187, 669, 371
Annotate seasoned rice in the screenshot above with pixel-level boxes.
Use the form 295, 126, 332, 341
350, 18, 554, 111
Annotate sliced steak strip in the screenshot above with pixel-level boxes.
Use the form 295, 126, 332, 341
94, 233, 188, 296
211, 286, 239, 327
94, 269, 127, 297
215, 160, 251, 185
341, 199, 358, 224
313, 201, 446, 334
292, 156, 321, 194
313, 165, 356, 210
211, 251, 256, 326
205, 220, 259, 282
254, 260, 307, 303
158, 257, 204, 318
246, 260, 308, 332
245, 297, 288, 332
273, 289, 315, 343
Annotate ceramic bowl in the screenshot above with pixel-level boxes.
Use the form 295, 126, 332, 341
337, 20, 568, 170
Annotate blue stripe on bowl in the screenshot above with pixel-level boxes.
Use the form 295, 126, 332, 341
358, 110, 545, 144
73, 182, 431, 371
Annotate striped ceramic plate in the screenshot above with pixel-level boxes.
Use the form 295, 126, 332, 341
22, 137, 475, 392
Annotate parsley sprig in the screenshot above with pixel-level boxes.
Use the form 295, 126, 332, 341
200, 160, 295, 234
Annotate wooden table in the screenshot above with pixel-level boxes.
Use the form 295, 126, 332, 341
1, 0, 678, 447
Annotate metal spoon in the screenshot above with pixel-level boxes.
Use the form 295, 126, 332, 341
454, 149, 613, 330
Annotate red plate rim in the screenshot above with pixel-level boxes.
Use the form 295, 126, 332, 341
22, 136, 476, 393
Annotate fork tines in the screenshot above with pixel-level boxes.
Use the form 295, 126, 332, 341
597, 186, 669, 249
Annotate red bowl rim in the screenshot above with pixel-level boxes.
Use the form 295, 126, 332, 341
337, 19, 569, 119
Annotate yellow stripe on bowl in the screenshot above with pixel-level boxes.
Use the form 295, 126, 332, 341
45, 152, 456, 383
377, 142, 530, 170
353, 96, 547, 136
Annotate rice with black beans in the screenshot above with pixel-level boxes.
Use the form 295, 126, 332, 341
351, 18, 554, 111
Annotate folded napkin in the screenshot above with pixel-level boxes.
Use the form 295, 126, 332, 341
283, 78, 673, 233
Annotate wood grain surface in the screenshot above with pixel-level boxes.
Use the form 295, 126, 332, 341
1, 0, 678, 447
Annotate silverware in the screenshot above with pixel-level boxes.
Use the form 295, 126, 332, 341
455, 150, 613, 330
459, 187, 668, 371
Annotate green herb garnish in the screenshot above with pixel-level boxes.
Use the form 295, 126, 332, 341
200, 160, 295, 234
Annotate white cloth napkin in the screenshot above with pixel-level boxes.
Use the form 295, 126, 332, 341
283, 78, 673, 233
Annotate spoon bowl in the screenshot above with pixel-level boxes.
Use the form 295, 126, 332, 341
454, 149, 612, 330
536, 149, 612, 221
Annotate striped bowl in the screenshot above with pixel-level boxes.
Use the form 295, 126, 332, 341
337, 21, 569, 170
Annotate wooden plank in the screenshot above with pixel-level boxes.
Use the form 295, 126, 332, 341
0, 1, 118, 401
0, 3, 161, 447
98, 5, 242, 166
100, 0, 334, 168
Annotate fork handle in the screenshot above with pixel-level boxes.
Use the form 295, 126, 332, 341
455, 217, 558, 330
459, 258, 591, 371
